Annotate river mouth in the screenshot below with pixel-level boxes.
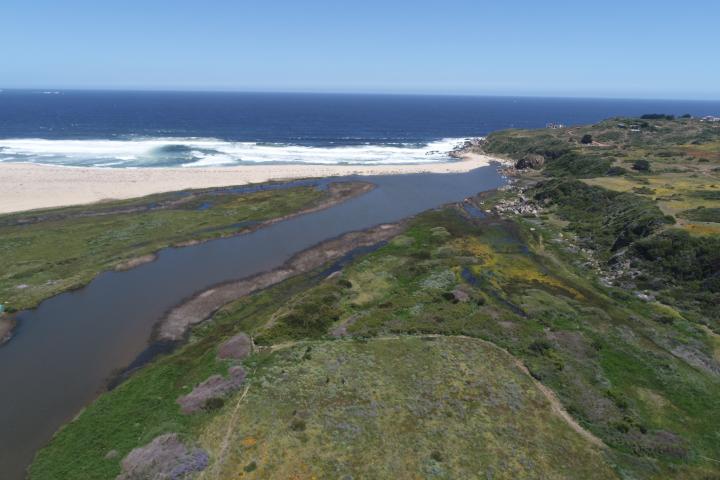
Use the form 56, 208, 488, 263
0, 165, 504, 479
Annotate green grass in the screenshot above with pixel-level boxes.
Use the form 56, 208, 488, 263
0, 185, 326, 311
680, 207, 720, 223
198, 336, 615, 480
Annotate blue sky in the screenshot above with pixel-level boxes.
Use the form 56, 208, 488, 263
1, 0, 718, 99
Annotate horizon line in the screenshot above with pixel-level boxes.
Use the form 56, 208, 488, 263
1, 87, 720, 103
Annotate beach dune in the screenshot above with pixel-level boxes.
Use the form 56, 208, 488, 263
0, 153, 498, 214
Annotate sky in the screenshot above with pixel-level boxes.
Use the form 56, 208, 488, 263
1, 0, 718, 100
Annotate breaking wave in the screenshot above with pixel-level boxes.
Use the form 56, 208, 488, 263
0, 137, 470, 168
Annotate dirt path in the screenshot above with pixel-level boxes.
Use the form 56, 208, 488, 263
209, 384, 252, 480
509, 354, 606, 447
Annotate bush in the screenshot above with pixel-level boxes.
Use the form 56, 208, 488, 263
543, 152, 612, 177
529, 340, 552, 354
679, 207, 720, 223
204, 397, 225, 411
606, 166, 628, 176
640, 114, 675, 120
632, 159, 651, 172
482, 132, 571, 161
290, 418, 306, 431
633, 230, 720, 285
532, 180, 672, 253
633, 187, 655, 195
581, 134, 593, 144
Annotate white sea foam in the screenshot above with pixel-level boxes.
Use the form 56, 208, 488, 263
0, 137, 469, 168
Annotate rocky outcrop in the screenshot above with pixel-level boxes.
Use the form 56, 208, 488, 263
514, 154, 545, 170
451, 288, 471, 303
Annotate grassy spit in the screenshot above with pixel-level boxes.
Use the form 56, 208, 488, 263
0, 183, 332, 314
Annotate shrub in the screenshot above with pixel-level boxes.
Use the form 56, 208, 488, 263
634, 230, 720, 285
412, 251, 432, 260
679, 207, 720, 223
544, 152, 612, 177
606, 166, 628, 176
204, 397, 225, 411
581, 134, 593, 144
529, 340, 552, 354
290, 418, 306, 431
532, 180, 672, 253
482, 132, 571, 161
633, 187, 655, 195
640, 114, 675, 120
632, 159, 651, 172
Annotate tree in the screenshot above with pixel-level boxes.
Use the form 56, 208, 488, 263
633, 159, 651, 172
580, 134, 593, 144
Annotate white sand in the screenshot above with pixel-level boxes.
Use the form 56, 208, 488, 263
0, 153, 502, 214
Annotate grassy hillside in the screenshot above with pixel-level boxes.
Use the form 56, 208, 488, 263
483, 116, 720, 324
197, 336, 615, 480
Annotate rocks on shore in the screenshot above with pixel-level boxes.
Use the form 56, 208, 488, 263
117, 433, 209, 480
448, 138, 485, 158
491, 193, 540, 217
514, 154, 545, 170
0, 316, 16, 346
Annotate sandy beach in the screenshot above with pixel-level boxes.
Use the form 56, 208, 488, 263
0, 153, 502, 214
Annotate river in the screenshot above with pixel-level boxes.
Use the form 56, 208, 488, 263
0, 166, 504, 479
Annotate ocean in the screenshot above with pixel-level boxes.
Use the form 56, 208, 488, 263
0, 90, 718, 168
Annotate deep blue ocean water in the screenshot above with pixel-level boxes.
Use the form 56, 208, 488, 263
0, 90, 718, 167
